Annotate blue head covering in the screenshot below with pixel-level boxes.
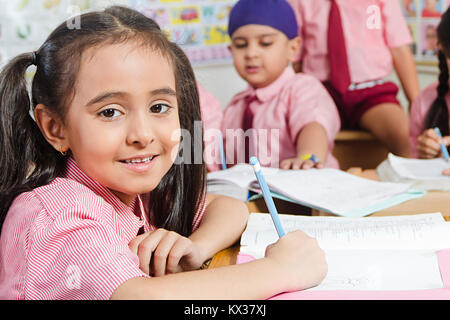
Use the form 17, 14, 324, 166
228, 0, 298, 39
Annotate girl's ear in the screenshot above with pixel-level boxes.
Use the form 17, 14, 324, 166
287, 36, 301, 63
34, 104, 69, 154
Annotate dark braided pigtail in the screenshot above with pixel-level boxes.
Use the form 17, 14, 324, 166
424, 50, 450, 136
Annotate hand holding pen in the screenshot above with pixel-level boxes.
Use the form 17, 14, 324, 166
416, 128, 450, 159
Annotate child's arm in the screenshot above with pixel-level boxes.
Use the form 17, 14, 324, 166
112, 230, 327, 299
280, 122, 329, 169
189, 193, 249, 264
129, 194, 248, 276
391, 45, 420, 108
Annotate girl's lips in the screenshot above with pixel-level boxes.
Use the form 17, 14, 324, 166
118, 155, 158, 173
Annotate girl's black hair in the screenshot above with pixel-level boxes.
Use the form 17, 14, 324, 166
0, 6, 205, 236
424, 8, 450, 138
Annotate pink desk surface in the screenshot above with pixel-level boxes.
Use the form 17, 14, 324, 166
237, 250, 450, 300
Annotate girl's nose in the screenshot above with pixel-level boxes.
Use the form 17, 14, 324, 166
126, 113, 154, 147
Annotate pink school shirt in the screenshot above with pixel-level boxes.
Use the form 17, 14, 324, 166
409, 82, 450, 158
287, 0, 412, 84
0, 158, 205, 300
198, 83, 223, 172
222, 67, 340, 168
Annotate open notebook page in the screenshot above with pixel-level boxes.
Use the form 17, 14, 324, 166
240, 213, 450, 291
250, 168, 413, 216
387, 153, 450, 180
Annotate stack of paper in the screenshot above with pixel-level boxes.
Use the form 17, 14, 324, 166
377, 153, 450, 190
207, 164, 424, 217
240, 213, 450, 291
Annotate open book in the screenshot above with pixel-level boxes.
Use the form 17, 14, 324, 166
376, 153, 450, 191
240, 213, 450, 291
207, 164, 424, 217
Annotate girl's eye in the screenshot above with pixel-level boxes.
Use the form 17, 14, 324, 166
260, 42, 273, 47
99, 108, 121, 118
150, 103, 171, 114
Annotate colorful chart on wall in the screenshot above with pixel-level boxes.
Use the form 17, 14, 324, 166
401, 0, 450, 65
0, 0, 238, 69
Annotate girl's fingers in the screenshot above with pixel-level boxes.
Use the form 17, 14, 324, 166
134, 229, 166, 276
128, 232, 152, 255
151, 230, 179, 277
166, 238, 193, 274
442, 136, 450, 147
417, 135, 441, 158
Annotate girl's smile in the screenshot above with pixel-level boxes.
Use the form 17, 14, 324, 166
118, 154, 159, 173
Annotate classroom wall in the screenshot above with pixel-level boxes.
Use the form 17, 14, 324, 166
193, 64, 440, 112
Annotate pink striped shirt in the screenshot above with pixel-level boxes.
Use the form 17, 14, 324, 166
0, 158, 206, 300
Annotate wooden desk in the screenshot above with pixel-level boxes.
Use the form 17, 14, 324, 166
333, 130, 388, 170
209, 169, 450, 268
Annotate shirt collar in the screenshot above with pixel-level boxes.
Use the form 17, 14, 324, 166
63, 157, 147, 228
243, 66, 296, 103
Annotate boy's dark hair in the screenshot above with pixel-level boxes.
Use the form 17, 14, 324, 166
0, 6, 205, 236
424, 8, 450, 139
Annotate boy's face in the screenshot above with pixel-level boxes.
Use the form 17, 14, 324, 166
59, 42, 180, 205
229, 24, 300, 88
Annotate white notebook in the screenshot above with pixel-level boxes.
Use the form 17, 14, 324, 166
207, 164, 422, 217
240, 212, 450, 291
377, 153, 450, 191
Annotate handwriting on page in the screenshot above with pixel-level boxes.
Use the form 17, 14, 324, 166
241, 213, 450, 251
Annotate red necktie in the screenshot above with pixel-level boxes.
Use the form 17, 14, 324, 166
328, 0, 351, 94
242, 94, 258, 163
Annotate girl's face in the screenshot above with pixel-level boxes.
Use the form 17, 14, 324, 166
229, 24, 300, 88
62, 42, 180, 205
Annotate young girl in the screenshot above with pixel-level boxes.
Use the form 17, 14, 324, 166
287, 0, 420, 158
223, 0, 341, 170
410, 8, 450, 161
0, 6, 326, 299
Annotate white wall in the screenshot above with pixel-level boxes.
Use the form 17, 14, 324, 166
194, 63, 440, 112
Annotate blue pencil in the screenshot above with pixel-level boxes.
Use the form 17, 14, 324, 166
249, 156, 285, 238
218, 131, 227, 170
434, 127, 450, 161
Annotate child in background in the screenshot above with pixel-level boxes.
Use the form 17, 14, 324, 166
197, 83, 223, 172
287, 0, 420, 158
410, 8, 450, 160
223, 0, 340, 170
0, 6, 327, 299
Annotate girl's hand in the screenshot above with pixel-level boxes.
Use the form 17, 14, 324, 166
264, 230, 327, 291
443, 168, 450, 176
129, 228, 205, 277
417, 129, 450, 159
280, 157, 323, 170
